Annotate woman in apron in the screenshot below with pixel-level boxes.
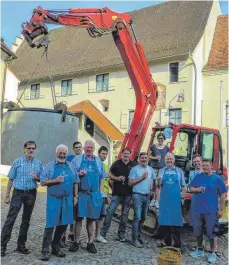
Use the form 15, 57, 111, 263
157, 152, 186, 250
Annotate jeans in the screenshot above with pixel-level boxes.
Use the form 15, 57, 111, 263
1, 188, 37, 248
132, 194, 150, 240
42, 225, 67, 253
101, 195, 131, 239
160, 225, 181, 247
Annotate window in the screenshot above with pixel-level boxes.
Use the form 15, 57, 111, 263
169, 62, 179, 83
201, 133, 214, 161
30, 84, 40, 99
85, 117, 94, 137
61, 79, 72, 96
128, 110, 134, 129
96, 74, 109, 92
169, 108, 182, 124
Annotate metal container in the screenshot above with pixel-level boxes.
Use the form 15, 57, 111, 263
1, 108, 78, 165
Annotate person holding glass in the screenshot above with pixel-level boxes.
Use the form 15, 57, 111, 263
148, 132, 169, 208
100, 148, 136, 242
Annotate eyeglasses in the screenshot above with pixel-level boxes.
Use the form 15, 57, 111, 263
26, 147, 36, 150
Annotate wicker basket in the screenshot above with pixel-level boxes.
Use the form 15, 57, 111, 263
158, 247, 182, 265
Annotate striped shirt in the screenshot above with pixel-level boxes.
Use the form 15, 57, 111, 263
8, 156, 43, 190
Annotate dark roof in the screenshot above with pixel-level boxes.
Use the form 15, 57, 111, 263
10, 1, 213, 82
203, 15, 228, 71
1, 38, 17, 58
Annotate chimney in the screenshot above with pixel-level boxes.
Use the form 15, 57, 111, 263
11, 35, 24, 53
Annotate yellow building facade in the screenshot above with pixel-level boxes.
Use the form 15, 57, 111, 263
9, 1, 228, 164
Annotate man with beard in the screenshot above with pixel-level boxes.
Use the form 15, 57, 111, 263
128, 152, 155, 248
69, 140, 106, 254
101, 148, 136, 242
1, 141, 43, 257
40, 144, 80, 261
188, 155, 203, 184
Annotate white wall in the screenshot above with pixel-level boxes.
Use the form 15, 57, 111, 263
4, 69, 20, 102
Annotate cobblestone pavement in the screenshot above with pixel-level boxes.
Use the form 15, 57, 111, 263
1, 187, 228, 265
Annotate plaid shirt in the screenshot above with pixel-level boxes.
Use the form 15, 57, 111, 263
8, 156, 43, 190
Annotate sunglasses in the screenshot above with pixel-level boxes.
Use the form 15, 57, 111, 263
26, 147, 36, 150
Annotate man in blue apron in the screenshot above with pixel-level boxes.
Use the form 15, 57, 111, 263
40, 144, 80, 261
157, 152, 186, 251
69, 140, 106, 254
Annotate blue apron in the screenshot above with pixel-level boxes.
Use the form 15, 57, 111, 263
46, 163, 74, 228
159, 168, 183, 226
77, 155, 102, 219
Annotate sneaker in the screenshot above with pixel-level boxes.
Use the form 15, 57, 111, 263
119, 238, 126, 242
51, 248, 66, 258
69, 241, 80, 252
87, 242, 97, 253
132, 240, 143, 248
190, 249, 205, 258
96, 235, 107, 244
40, 251, 50, 261
155, 201, 159, 209
208, 252, 217, 263
67, 234, 74, 242
150, 199, 155, 207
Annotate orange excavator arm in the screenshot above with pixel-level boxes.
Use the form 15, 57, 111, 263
21, 6, 158, 160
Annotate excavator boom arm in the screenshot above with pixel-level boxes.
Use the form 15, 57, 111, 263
22, 6, 158, 160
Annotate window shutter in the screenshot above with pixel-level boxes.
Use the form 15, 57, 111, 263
88, 76, 96, 93
108, 72, 117, 90
120, 111, 128, 129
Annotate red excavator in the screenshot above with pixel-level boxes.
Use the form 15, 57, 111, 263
21, 6, 228, 233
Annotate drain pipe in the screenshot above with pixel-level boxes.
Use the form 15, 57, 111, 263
179, 55, 197, 125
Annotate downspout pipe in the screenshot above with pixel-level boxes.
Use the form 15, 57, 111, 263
188, 56, 197, 125
179, 55, 197, 125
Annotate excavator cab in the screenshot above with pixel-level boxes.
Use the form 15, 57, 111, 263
148, 123, 228, 231
149, 123, 225, 179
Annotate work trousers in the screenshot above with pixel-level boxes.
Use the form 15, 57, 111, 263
101, 195, 131, 239
1, 188, 37, 247
41, 225, 68, 253
160, 225, 181, 247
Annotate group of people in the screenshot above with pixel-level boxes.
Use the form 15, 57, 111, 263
1, 134, 227, 263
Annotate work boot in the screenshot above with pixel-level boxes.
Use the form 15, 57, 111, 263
87, 242, 97, 253
69, 241, 80, 252
51, 248, 66, 258
16, 245, 30, 254
40, 251, 50, 261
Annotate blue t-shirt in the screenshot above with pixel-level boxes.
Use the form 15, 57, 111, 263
149, 144, 169, 169
188, 172, 227, 214
129, 165, 156, 194
188, 169, 203, 184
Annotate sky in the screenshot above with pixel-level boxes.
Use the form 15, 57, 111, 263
1, 0, 228, 48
